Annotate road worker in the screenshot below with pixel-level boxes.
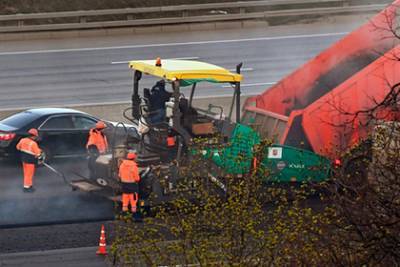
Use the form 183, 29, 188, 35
118, 152, 140, 214
86, 121, 108, 179
166, 129, 177, 160
148, 80, 172, 123
16, 128, 42, 192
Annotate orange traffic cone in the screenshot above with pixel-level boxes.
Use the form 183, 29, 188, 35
96, 224, 107, 255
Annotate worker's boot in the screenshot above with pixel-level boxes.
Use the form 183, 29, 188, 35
133, 208, 143, 222
23, 187, 35, 193
118, 210, 130, 220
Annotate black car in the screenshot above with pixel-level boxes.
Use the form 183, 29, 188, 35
0, 108, 108, 161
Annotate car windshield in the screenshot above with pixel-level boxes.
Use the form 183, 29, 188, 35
0, 111, 41, 128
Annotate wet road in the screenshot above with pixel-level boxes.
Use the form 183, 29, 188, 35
0, 14, 370, 109
0, 158, 114, 227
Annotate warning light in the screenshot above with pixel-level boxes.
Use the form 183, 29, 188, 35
155, 57, 162, 67
334, 159, 341, 166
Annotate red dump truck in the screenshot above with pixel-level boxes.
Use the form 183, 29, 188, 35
242, 0, 400, 161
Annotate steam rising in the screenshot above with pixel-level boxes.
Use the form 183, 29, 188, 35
0, 159, 114, 227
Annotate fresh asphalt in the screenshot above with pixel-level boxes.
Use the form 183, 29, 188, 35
0, 158, 115, 259
0, 158, 114, 227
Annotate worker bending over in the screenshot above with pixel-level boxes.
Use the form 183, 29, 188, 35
119, 152, 141, 213
16, 128, 42, 192
86, 121, 108, 179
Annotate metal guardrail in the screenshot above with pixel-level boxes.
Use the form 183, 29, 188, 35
0, 0, 390, 33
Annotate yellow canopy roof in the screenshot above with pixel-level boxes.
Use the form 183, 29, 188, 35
129, 59, 242, 83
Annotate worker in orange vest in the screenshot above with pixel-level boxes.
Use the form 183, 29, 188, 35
16, 128, 42, 192
118, 152, 140, 214
86, 121, 108, 179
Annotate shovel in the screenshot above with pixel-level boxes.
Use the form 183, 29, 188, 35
42, 162, 69, 185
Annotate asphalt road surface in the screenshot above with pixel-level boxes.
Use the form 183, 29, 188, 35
0, 158, 114, 227
0, 246, 109, 267
0, 14, 371, 110
0, 220, 114, 254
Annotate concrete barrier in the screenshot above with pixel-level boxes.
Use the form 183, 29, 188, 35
0, 1, 391, 41
0, 96, 251, 124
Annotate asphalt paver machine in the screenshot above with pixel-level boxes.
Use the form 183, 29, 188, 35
71, 58, 330, 206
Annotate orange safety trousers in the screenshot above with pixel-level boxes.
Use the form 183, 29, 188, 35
122, 193, 139, 212
22, 162, 35, 188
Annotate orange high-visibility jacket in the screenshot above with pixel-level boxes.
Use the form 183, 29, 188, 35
119, 159, 140, 183
86, 129, 108, 154
16, 137, 41, 164
167, 136, 175, 147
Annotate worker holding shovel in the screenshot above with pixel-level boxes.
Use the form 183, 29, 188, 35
16, 128, 43, 192
86, 121, 108, 179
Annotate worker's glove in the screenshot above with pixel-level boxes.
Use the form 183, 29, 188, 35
37, 152, 45, 164
140, 166, 152, 179
87, 145, 99, 157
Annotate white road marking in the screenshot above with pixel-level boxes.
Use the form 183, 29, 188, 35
0, 32, 348, 56
168, 56, 200, 60
228, 67, 253, 72
222, 81, 277, 88
111, 61, 131, 65
111, 56, 200, 64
